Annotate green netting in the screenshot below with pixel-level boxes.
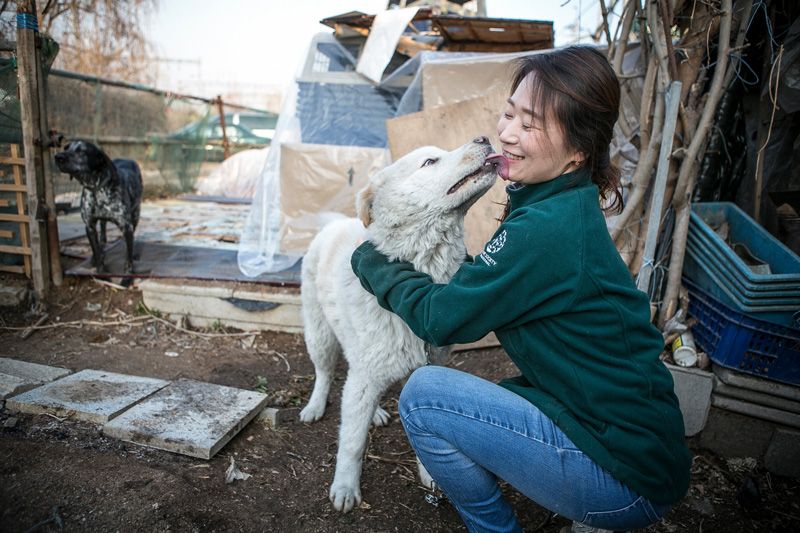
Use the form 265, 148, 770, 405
0, 36, 59, 145
46, 75, 213, 202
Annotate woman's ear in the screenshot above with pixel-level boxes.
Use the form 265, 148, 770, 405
356, 183, 375, 227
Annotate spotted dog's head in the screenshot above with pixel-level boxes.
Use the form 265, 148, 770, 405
54, 140, 113, 188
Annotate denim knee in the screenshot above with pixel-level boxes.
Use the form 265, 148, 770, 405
399, 365, 442, 424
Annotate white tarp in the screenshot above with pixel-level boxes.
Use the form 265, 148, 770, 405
356, 7, 419, 83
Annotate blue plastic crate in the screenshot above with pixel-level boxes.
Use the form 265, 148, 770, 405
691, 203, 800, 283
684, 247, 799, 327
687, 230, 800, 296
685, 279, 800, 387
685, 241, 800, 305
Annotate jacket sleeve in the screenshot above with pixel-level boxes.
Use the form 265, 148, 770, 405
350, 208, 583, 346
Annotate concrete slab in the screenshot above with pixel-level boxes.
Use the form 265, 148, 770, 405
5, 369, 169, 423
258, 406, 300, 428
0, 282, 28, 307
714, 366, 800, 402
712, 394, 800, 429
140, 279, 302, 333
764, 428, 800, 479
0, 358, 71, 399
666, 362, 713, 436
103, 379, 268, 459
700, 407, 775, 459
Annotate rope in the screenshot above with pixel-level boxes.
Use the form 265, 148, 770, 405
15, 13, 38, 32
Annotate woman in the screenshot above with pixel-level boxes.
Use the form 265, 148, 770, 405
350, 46, 691, 533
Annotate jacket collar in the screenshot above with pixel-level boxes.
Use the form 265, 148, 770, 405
507, 166, 593, 209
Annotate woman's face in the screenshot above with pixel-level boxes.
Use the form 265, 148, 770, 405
496, 73, 582, 185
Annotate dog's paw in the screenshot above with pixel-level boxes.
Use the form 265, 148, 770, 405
372, 406, 391, 427
299, 404, 325, 423
330, 482, 361, 513
417, 457, 436, 490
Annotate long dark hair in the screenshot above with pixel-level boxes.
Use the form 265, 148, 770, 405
507, 46, 623, 213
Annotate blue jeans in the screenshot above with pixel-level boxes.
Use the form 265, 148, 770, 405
399, 366, 671, 532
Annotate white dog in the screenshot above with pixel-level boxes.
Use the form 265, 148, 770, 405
299, 137, 498, 512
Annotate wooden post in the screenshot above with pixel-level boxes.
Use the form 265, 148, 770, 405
37, 40, 62, 286
16, 0, 50, 298
216, 95, 230, 160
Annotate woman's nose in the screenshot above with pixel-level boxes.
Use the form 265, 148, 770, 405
498, 122, 516, 144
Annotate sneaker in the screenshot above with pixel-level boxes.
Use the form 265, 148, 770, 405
559, 522, 616, 533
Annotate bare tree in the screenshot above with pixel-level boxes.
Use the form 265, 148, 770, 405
35, 0, 159, 84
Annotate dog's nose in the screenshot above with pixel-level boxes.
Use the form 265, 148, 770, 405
54, 153, 64, 162
473, 136, 490, 145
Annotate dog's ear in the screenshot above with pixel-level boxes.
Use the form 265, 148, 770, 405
356, 183, 375, 227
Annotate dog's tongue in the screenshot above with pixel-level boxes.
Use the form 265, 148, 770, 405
485, 154, 510, 180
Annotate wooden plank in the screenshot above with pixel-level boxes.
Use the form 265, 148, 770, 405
11, 144, 31, 277
0, 156, 26, 165
36, 40, 62, 287
0, 244, 32, 255
0, 229, 13, 238
0, 199, 9, 207
0, 264, 26, 274
0, 183, 27, 192
0, 213, 30, 223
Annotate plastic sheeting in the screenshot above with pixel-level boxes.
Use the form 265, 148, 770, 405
238, 34, 397, 276
238, 33, 647, 277
357, 7, 420, 83
194, 148, 269, 198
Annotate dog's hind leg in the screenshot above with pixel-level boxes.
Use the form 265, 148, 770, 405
299, 291, 340, 424
330, 370, 392, 512
122, 222, 135, 274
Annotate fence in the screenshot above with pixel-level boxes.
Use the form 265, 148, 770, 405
0, 5, 277, 298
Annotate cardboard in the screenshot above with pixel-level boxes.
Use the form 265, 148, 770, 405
279, 142, 390, 254
421, 54, 520, 110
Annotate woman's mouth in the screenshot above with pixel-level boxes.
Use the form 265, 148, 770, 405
503, 150, 524, 161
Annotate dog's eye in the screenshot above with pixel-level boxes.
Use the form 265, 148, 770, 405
421, 158, 438, 168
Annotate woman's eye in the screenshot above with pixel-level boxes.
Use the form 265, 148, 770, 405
522, 123, 532, 131
503, 113, 513, 120
421, 158, 438, 168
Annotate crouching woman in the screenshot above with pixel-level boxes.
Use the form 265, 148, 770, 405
351, 46, 690, 533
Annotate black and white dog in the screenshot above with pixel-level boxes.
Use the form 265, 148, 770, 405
54, 140, 143, 274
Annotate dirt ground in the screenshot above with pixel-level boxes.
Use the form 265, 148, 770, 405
2, 274, 799, 533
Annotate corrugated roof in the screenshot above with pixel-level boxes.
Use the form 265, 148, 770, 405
319, 11, 553, 54
433, 16, 553, 52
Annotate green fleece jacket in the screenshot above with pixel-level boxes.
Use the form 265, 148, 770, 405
350, 167, 691, 505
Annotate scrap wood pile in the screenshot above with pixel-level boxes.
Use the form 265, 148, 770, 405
601, 0, 796, 334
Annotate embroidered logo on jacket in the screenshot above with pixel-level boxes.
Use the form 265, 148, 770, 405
480, 229, 506, 265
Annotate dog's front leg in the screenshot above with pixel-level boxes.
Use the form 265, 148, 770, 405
330, 372, 389, 512
99, 220, 107, 249
85, 219, 105, 272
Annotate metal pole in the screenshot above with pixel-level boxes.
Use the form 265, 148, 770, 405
636, 80, 682, 296
216, 95, 230, 160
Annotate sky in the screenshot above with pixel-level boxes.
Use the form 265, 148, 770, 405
147, 0, 605, 104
